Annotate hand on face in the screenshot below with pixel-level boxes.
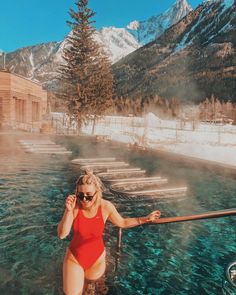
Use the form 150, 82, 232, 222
65, 195, 76, 211
146, 210, 161, 223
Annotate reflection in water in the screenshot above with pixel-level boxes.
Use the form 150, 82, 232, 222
0, 134, 236, 294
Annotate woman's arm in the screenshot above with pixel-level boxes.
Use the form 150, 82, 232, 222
57, 195, 76, 239
106, 201, 161, 228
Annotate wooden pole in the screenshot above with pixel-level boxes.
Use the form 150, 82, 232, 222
117, 227, 123, 250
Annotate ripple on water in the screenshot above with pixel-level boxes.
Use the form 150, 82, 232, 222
1, 134, 236, 294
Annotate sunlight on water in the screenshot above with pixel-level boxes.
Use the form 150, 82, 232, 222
0, 134, 236, 294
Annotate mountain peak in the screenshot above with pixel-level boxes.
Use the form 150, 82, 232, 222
127, 20, 140, 30
127, 0, 192, 44
167, 0, 193, 22
113, 0, 236, 103
4, 0, 196, 84
175, 0, 192, 8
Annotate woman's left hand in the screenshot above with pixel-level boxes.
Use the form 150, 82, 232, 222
146, 210, 161, 223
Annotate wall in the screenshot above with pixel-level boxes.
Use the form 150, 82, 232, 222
0, 71, 47, 131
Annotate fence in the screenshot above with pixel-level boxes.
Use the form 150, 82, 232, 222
49, 112, 236, 146
81, 113, 236, 147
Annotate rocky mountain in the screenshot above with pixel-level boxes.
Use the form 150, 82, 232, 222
127, 0, 192, 44
4, 42, 61, 81
94, 28, 140, 63
2, 0, 192, 87
113, 0, 236, 103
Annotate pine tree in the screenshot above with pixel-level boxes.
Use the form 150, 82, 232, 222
58, 0, 113, 130
90, 50, 114, 133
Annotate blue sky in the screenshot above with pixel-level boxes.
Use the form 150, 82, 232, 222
0, 0, 202, 52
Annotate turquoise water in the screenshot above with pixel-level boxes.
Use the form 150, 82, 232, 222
0, 134, 236, 295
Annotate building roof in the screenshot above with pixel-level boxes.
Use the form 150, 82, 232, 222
0, 69, 43, 87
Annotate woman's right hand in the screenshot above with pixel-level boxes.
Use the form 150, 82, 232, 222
65, 194, 76, 211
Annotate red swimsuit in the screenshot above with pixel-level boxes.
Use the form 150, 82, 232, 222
69, 206, 105, 270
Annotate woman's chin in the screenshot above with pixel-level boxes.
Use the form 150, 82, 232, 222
81, 201, 92, 208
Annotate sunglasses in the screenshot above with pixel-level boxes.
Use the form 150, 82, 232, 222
76, 191, 97, 201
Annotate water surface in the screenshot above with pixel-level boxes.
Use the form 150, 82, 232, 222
0, 134, 236, 295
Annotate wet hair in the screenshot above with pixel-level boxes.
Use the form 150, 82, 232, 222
76, 168, 104, 192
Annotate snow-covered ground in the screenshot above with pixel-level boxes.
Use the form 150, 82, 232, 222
82, 113, 236, 169
51, 112, 236, 169
152, 142, 236, 168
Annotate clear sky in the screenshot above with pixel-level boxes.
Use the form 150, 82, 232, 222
0, 0, 202, 53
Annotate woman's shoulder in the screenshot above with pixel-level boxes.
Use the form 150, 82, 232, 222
101, 199, 115, 213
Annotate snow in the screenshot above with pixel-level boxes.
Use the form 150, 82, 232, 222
7, 0, 193, 80
94, 28, 140, 63
218, 22, 233, 34
204, 0, 234, 8
50, 111, 236, 168
78, 113, 236, 169
224, 0, 234, 9
127, 0, 192, 45
29, 52, 35, 78
173, 0, 235, 54
203, 0, 235, 42
127, 21, 140, 30
154, 142, 236, 168
219, 0, 234, 20
173, 6, 207, 54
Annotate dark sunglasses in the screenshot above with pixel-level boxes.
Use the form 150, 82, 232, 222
76, 191, 96, 201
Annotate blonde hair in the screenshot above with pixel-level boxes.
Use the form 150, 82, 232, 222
75, 168, 104, 204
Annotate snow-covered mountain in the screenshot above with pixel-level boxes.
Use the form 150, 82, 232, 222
127, 0, 192, 44
94, 28, 140, 63
3, 0, 192, 86
113, 0, 236, 103
5, 42, 60, 81
97, 0, 192, 59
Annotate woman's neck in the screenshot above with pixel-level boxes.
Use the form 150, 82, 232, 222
83, 205, 96, 212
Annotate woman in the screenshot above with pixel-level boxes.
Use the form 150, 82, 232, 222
57, 169, 161, 295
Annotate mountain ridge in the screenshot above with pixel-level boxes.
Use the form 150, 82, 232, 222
1, 0, 192, 86
112, 0, 236, 103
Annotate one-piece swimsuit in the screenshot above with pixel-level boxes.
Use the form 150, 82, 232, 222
69, 206, 105, 270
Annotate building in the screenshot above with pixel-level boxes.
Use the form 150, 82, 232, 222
0, 70, 47, 131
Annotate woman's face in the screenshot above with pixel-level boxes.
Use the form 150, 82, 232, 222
76, 183, 98, 209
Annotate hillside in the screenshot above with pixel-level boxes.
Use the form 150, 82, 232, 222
113, 0, 236, 103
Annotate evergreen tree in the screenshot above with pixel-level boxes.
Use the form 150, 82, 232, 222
58, 0, 113, 130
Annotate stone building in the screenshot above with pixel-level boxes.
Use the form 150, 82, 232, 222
0, 70, 47, 131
